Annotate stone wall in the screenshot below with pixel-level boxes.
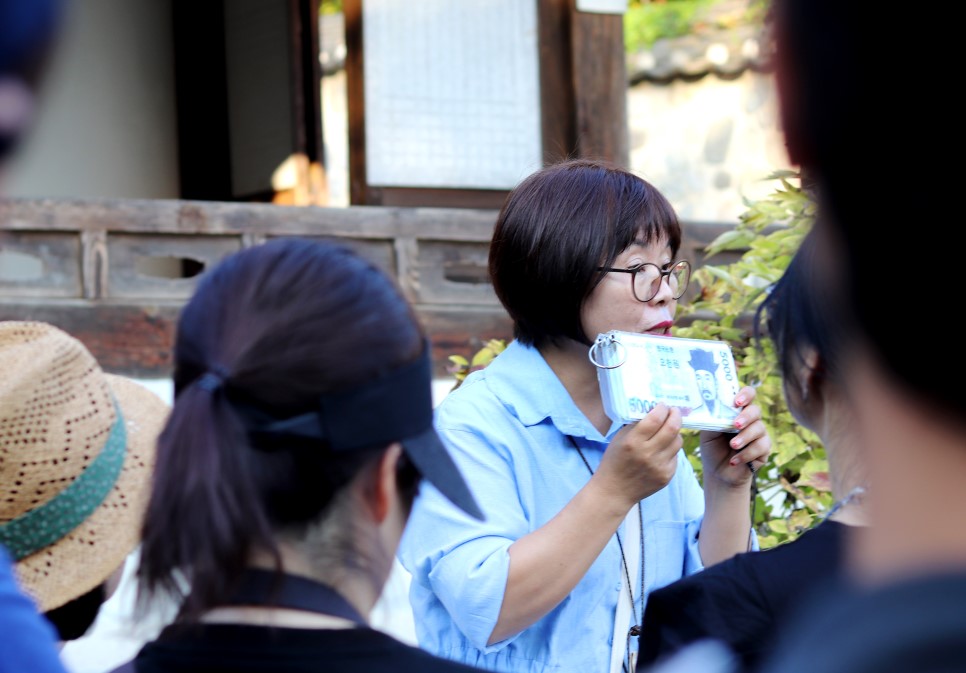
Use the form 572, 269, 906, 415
628, 70, 792, 223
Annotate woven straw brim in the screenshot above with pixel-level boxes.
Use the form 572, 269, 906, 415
13, 374, 168, 613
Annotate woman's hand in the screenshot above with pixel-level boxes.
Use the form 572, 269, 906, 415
596, 403, 685, 510
699, 385, 771, 488
494, 404, 684, 644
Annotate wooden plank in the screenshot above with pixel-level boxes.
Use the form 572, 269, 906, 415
0, 198, 500, 240
106, 234, 243, 300
0, 300, 514, 381
0, 231, 82, 298
0, 300, 731, 380
0, 198, 739, 379
375, 188, 509, 210
411, 239, 494, 307
538, 0, 578, 163
570, 4, 629, 165
268, 233, 398, 278
0, 199, 733, 267
0, 301, 180, 379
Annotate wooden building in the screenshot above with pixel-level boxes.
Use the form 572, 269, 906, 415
0, 0, 746, 379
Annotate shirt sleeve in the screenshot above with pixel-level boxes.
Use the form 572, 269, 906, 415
399, 420, 527, 652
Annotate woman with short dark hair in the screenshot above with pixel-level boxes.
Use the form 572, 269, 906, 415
399, 159, 772, 673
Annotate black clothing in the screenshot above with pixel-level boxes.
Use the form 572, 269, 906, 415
638, 520, 846, 671
756, 571, 966, 673
110, 571, 486, 673
125, 622, 488, 673
222, 569, 367, 624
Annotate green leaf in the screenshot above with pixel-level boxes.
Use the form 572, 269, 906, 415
768, 518, 789, 535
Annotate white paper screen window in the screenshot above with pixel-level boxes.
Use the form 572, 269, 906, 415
362, 0, 542, 190
576, 0, 628, 14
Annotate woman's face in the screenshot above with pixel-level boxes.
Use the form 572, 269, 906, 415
580, 235, 679, 342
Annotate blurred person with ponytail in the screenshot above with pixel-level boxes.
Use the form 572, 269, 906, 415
109, 237, 488, 673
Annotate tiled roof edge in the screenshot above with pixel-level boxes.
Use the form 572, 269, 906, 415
319, 12, 775, 83
627, 25, 774, 84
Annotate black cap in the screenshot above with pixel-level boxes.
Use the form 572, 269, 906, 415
249, 344, 484, 521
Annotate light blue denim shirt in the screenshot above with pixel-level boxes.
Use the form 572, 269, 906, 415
398, 341, 711, 673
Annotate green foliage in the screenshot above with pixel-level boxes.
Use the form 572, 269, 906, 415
624, 0, 715, 52
623, 0, 768, 53
319, 0, 343, 15
448, 173, 823, 550
674, 171, 824, 548
447, 339, 507, 390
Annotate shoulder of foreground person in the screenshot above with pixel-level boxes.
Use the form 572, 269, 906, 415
755, 571, 966, 673
639, 520, 847, 670
105, 623, 493, 673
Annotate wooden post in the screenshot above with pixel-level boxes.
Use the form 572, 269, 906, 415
570, 1, 630, 166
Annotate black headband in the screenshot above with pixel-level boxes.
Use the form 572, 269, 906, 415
239, 344, 483, 520
254, 348, 432, 452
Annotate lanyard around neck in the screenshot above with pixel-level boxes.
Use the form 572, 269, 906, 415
221, 569, 368, 626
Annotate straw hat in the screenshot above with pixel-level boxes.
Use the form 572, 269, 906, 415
0, 321, 168, 612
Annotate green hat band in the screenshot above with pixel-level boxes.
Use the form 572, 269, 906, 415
0, 399, 127, 561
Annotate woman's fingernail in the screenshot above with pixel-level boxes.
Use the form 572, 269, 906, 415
730, 456, 739, 465
731, 437, 742, 449
734, 418, 744, 429
734, 396, 744, 406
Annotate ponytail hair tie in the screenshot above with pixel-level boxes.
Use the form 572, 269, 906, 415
197, 364, 230, 393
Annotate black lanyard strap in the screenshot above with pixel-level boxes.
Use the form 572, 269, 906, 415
222, 569, 368, 625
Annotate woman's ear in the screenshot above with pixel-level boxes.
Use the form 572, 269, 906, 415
786, 347, 825, 428
799, 348, 824, 400
793, 348, 826, 416
368, 443, 404, 523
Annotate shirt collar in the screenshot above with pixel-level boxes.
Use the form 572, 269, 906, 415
482, 340, 615, 441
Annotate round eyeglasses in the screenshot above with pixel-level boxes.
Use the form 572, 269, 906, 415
596, 260, 691, 303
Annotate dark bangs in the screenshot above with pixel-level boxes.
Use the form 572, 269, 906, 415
598, 176, 682, 270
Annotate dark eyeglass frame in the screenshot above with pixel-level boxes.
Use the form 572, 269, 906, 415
596, 260, 692, 302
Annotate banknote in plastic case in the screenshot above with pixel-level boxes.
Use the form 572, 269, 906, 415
591, 331, 741, 432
